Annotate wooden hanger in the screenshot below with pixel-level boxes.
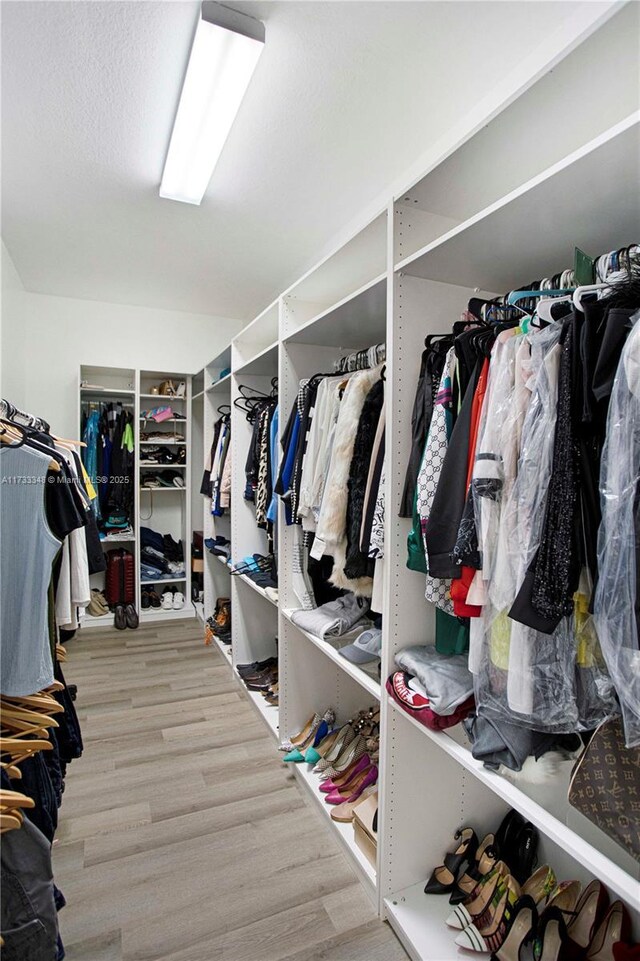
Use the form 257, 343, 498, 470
2, 693, 64, 714
0, 812, 24, 833
43, 681, 65, 693
0, 421, 61, 471
0, 789, 35, 810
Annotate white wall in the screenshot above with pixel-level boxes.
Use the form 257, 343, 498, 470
1, 279, 242, 437
1, 241, 27, 406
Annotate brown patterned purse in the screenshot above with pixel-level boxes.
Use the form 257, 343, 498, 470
568, 717, 640, 860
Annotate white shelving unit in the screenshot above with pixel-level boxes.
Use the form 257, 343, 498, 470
186, 10, 640, 954
78, 366, 195, 627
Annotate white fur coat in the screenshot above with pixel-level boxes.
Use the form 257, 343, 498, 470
316, 366, 382, 595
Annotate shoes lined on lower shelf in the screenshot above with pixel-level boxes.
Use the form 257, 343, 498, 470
424, 809, 638, 956
278, 704, 380, 869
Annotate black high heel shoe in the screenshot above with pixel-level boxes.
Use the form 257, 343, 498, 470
424, 828, 478, 895
533, 906, 571, 961
491, 894, 538, 961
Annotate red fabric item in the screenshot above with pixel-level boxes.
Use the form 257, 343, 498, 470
386, 672, 475, 731
452, 358, 490, 618
614, 945, 640, 960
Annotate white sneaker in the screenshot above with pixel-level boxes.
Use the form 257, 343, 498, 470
161, 591, 173, 611
173, 591, 185, 610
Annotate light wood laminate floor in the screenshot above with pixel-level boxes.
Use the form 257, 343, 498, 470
54, 619, 407, 961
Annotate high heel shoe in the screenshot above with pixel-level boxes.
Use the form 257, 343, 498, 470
330, 785, 377, 823
314, 724, 355, 772
491, 895, 538, 961
304, 726, 339, 764
447, 861, 509, 928
325, 764, 378, 804
318, 753, 371, 792
565, 881, 610, 960
279, 708, 335, 752
449, 832, 498, 904
586, 901, 632, 961
283, 717, 331, 762
424, 828, 479, 896
533, 906, 571, 961
320, 734, 368, 780
455, 874, 521, 953
451, 865, 555, 933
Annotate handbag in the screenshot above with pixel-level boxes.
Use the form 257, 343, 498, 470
568, 716, 640, 860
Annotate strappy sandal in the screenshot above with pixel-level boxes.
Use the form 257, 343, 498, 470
425, 827, 479, 895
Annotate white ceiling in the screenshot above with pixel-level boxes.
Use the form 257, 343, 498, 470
1, 1, 605, 321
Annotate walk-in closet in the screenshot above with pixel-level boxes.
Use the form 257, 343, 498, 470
1, 3, 639, 960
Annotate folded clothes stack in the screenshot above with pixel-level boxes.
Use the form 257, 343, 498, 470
291, 593, 370, 640
141, 469, 185, 489
140, 526, 185, 581
139, 446, 186, 466
387, 644, 475, 731
140, 430, 185, 443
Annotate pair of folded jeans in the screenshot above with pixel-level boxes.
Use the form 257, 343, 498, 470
291, 594, 370, 639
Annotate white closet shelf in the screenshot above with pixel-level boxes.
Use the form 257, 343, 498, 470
192, 601, 204, 623
99, 536, 135, 544
139, 393, 186, 400
384, 883, 467, 961
290, 762, 377, 903
233, 341, 278, 376
80, 386, 134, 396
206, 552, 231, 569
211, 633, 233, 661
282, 609, 380, 700
139, 462, 187, 468
206, 373, 232, 392
234, 667, 279, 738
235, 571, 278, 606
140, 577, 187, 585
139, 487, 186, 493
192, 390, 205, 401
283, 273, 387, 347
389, 700, 639, 904
139, 607, 193, 623
139, 440, 186, 445
395, 114, 639, 289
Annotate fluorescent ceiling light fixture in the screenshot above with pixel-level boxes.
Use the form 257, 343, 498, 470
160, 2, 265, 205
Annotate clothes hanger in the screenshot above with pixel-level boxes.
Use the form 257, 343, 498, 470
0, 421, 61, 471
573, 283, 610, 312
0, 812, 24, 833
2, 694, 64, 713
0, 789, 35, 810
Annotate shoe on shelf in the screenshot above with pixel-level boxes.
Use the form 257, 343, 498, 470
280, 709, 335, 752
585, 901, 632, 961
161, 590, 174, 611
447, 861, 510, 929
314, 724, 356, 772
172, 591, 185, 610
305, 726, 343, 765
148, 589, 161, 608
454, 874, 521, 953
491, 894, 538, 961
320, 733, 368, 780
424, 827, 479, 896
141, 587, 151, 610
237, 656, 277, 677
319, 753, 373, 793
565, 881, 610, 960
450, 832, 498, 905
325, 764, 378, 805
330, 785, 378, 823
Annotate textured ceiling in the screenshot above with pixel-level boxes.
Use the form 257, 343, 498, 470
1, 1, 607, 320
